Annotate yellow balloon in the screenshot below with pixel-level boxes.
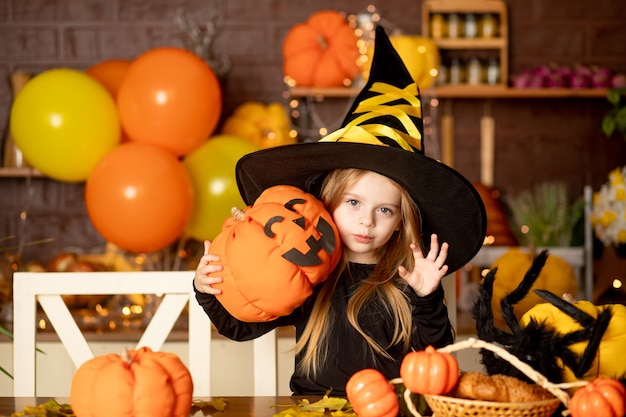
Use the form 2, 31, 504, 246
360, 35, 441, 90
182, 135, 260, 241
10, 68, 120, 182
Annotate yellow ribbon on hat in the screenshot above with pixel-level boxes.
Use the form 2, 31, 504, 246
319, 82, 422, 152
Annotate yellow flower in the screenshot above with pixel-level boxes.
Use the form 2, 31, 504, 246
592, 166, 626, 247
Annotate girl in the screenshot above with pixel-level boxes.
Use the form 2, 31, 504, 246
194, 26, 486, 396
195, 168, 454, 395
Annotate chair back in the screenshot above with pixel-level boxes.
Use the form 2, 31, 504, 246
12, 271, 277, 396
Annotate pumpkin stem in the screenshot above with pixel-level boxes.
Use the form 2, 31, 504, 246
316, 34, 328, 50
121, 348, 133, 364
562, 293, 577, 304
231, 207, 245, 221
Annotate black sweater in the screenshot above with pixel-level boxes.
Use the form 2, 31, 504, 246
194, 263, 453, 396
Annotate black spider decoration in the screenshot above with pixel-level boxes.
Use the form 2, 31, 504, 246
471, 249, 615, 385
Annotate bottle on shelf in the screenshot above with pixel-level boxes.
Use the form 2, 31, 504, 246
430, 13, 447, 39
464, 13, 478, 38
480, 13, 497, 38
467, 57, 483, 85
449, 58, 464, 84
447, 13, 463, 38
486, 57, 500, 85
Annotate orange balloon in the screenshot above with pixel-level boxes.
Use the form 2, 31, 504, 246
87, 59, 133, 143
117, 47, 222, 157
85, 142, 194, 253
86, 59, 132, 97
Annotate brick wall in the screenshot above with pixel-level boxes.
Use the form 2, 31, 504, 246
1, 0, 626, 265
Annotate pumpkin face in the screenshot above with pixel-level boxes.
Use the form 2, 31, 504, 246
491, 248, 577, 328
221, 101, 296, 149
400, 345, 459, 395
282, 10, 360, 87
70, 347, 193, 417
521, 300, 626, 383
210, 185, 342, 322
346, 368, 399, 417
570, 377, 626, 417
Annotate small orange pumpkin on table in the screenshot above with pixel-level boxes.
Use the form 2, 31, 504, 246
70, 347, 193, 417
282, 10, 360, 87
570, 377, 626, 417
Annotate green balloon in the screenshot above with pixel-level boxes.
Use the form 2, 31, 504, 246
182, 134, 260, 241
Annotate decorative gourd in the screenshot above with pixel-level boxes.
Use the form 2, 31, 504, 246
521, 298, 626, 383
209, 185, 342, 322
346, 368, 399, 417
282, 10, 359, 87
70, 347, 193, 417
400, 345, 459, 395
220, 101, 296, 149
490, 248, 577, 329
569, 377, 626, 417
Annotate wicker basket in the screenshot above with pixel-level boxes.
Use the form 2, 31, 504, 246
424, 394, 561, 417
399, 338, 575, 417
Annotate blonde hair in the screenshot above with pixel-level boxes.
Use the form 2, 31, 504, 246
294, 168, 423, 377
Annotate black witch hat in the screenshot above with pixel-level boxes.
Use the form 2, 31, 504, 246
235, 26, 486, 273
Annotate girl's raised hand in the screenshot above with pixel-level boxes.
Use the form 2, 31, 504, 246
193, 240, 224, 295
398, 234, 449, 297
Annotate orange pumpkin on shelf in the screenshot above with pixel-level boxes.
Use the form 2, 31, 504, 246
400, 345, 459, 395
209, 185, 342, 322
70, 347, 193, 417
346, 368, 399, 417
282, 10, 360, 87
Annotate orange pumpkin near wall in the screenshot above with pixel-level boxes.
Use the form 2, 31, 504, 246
70, 347, 193, 417
282, 10, 360, 87
209, 185, 342, 322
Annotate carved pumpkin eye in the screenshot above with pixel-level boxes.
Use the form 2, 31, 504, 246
263, 198, 337, 267
207, 185, 342, 322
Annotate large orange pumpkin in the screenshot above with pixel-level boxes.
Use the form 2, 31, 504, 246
70, 347, 192, 417
490, 248, 577, 328
210, 185, 342, 322
282, 10, 360, 87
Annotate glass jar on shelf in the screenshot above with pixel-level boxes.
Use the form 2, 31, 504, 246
486, 58, 500, 85
464, 13, 478, 38
447, 13, 463, 38
467, 57, 483, 85
480, 13, 497, 38
430, 13, 447, 39
449, 58, 464, 84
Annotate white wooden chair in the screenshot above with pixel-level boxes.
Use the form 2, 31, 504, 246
12, 270, 278, 397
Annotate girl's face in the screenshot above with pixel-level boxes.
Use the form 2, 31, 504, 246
332, 171, 402, 264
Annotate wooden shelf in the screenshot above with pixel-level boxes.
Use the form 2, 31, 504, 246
288, 85, 610, 99
0, 167, 43, 178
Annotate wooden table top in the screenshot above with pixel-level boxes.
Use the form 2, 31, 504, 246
0, 396, 322, 417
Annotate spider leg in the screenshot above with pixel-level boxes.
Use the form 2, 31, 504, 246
534, 289, 596, 327
562, 308, 613, 379
500, 250, 549, 334
473, 267, 514, 343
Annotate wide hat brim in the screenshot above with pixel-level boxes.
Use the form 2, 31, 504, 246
236, 142, 486, 274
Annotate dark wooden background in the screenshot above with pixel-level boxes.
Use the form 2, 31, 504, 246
1, 0, 626, 267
